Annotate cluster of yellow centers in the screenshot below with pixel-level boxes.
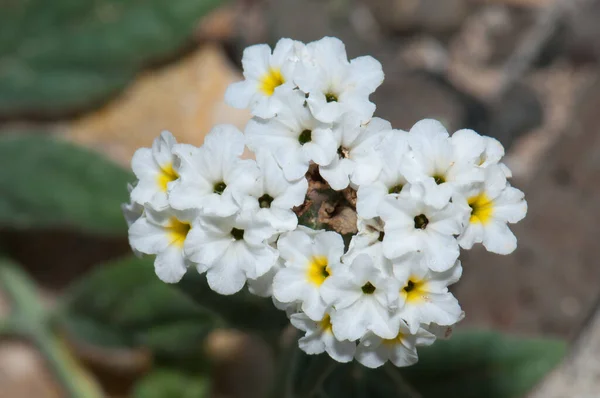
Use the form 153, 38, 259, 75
259, 68, 285, 96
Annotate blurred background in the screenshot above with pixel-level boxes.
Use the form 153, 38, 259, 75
1, 0, 600, 396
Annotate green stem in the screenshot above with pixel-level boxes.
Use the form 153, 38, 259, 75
297, 354, 337, 398
0, 264, 101, 397
0, 318, 18, 335
269, 329, 302, 398
384, 363, 422, 398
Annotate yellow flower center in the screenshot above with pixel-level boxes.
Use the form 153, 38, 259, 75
157, 162, 178, 192
319, 315, 333, 334
259, 68, 285, 96
468, 192, 494, 224
306, 256, 330, 286
167, 218, 191, 248
402, 277, 428, 304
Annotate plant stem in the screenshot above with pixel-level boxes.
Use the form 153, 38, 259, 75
269, 329, 302, 398
384, 363, 422, 398
297, 357, 337, 398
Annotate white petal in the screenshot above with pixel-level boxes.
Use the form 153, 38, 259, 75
493, 186, 527, 223
129, 217, 170, 255
482, 220, 518, 254
154, 245, 188, 283
357, 182, 388, 219
224, 80, 256, 109
347, 56, 384, 94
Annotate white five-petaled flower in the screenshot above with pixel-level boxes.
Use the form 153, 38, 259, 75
128, 205, 196, 283
392, 260, 463, 334
245, 89, 337, 181
354, 324, 436, 369
273, 229, 345, 321
456, 165, 527, 254
343, 217, 393, 276
130, 131, 182, 209
243, 150, 308, 232
319, 116, 392, 190
225, 38, 302, 118
290, 313, 356, 363
402, 119, 484, 208
168, 125, 259, 216
184, 209, 278, 295
378, 183, 466, 272
356, 131, 411, 218
294, 36, 384, 124
321, 254, 400, 341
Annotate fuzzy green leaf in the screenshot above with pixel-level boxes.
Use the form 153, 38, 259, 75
133, 369, 210, 398
60, 256, 223, 363
398, 330, 567, 398
0, 134, 132, 234
0, 0, 223, 116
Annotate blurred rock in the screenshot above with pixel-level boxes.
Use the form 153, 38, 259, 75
469, 0, 552, 7
565, 0, 600, 64
0, 339, 64, 398
63, 43, 250, 167
481, 82, 543, 148
373, 72, 470, 132
364, 0, 469, 34
196, 3, 238, 42
206, 329, 273, 398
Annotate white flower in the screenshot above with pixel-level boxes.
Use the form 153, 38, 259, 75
392, 260, 463, 334
243, 150, 308, 232
128, 205, 196, 283
451, 128, 505, 168
355, 324, 435, 369
122, 183, 144, 228
403, 119, 484, 208
184, 209, 278, 295
245, 89, 337, 181
343, 217, 393, 276
225, 38, 302, 118
319, 116, 392, 190
295, 37, 384, 124
168, 125, 259, 216
272, 229, 345, 321
456, 165, 527, 254
247, 252, 283, 298
321, 254, 399, 341
356, 131, 411, 219
378, 183, 466, 272
290, 313, 356, 363
130, 131, 182, 209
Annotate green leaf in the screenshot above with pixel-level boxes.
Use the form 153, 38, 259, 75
177, 271, 289, 335
0, 134, 132, 234
133, 369, 210, 398
398, 330, 567, 398
60, 256, 223, 364
0, 0, 224, 116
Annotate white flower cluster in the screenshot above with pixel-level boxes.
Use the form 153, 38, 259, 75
123, 37, 527, 369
